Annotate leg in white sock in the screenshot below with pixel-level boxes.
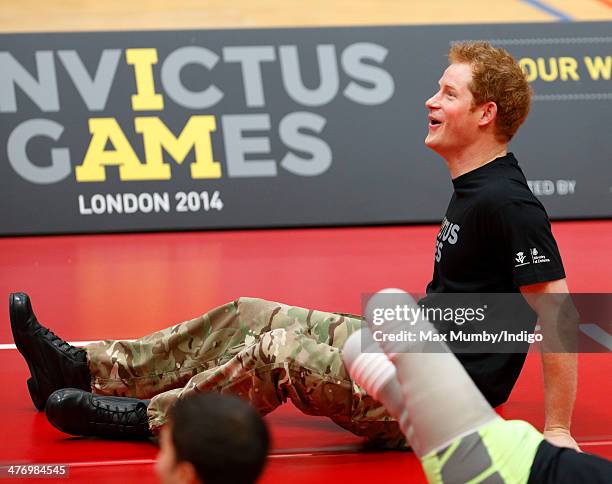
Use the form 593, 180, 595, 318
364, 290, 498, 457
342, 329, 408, 429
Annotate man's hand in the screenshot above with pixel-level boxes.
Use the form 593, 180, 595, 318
543, 427, 581, 452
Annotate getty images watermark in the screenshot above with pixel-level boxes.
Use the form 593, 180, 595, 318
360, 290, 611, 353
369, 299, 542, 345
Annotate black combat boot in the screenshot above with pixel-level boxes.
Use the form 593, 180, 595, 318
46, 388, 151, 439
9, 292, 91, 410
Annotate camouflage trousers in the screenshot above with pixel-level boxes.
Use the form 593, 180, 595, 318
85, 297, 405, 448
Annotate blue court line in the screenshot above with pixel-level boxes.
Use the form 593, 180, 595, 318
519, 0, 574, 21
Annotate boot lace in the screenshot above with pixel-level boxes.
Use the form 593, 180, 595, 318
96, 401, 149, 429
37, 326, 86, 361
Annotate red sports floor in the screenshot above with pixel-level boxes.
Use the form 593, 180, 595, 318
1, 221, 611, 483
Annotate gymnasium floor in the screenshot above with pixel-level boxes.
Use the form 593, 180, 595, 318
1, 221, 611, 482
2, 0, 612, 31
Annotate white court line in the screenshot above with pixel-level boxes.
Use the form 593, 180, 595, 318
24, 452, 360, 467
0, 339, 134, 350
579, 324, 612, 351
579, 441, 612, 447
5, 444, 612, 470
1, 324, 611, 351
65, 459, 156, 468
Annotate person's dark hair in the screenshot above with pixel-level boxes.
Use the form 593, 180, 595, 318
169, 393, 269, 484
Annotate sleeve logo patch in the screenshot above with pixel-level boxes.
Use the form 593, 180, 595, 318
530, 247, 551, 264
515, 251, 530, 267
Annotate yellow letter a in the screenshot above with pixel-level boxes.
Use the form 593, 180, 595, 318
76, 118, 170, 182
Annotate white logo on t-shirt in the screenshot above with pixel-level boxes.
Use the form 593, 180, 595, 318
515, 251, 530, 267
434, 217, 461, 263
530, 247, 551, 264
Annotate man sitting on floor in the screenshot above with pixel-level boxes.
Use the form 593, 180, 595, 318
9, 41, 580, 451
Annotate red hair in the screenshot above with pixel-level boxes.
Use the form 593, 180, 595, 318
449, 42, 532, 141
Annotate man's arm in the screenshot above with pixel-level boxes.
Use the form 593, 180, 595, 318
520, 278, 580, 451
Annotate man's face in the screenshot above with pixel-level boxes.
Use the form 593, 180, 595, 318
155, 425, 192, 484
425, 62, 483, 157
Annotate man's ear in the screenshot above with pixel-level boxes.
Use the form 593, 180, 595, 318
175, 461, 201, 484
478, 101, 498, 127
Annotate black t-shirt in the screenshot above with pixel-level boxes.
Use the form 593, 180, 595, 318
421, 153, 566, 407
528, 440, 612, 483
